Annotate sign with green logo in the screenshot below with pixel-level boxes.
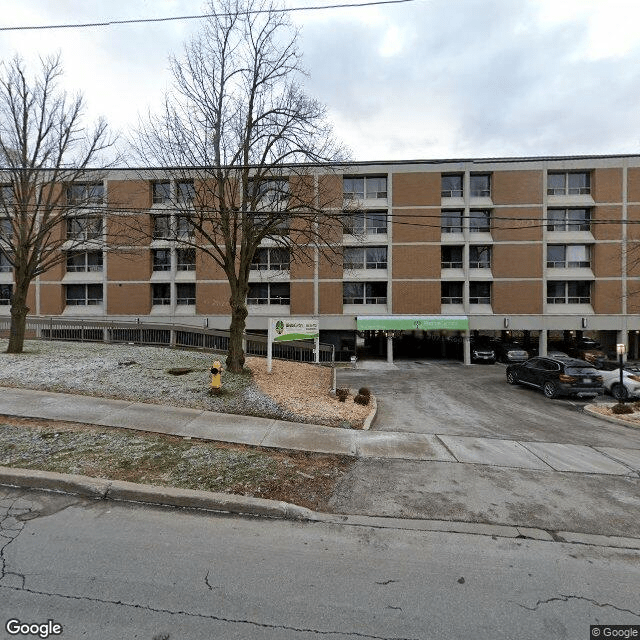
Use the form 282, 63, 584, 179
356, 315, 469, 331
270, 317, 320, 342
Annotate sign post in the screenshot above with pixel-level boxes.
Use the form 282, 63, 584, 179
267, 317, 320, 373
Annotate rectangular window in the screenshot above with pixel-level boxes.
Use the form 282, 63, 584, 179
250, 247, 290, 271
547, 245, 591, 268
177, 180, 195, 203
152, 215, 172, 239
152, 181, 171, 204
547, 208, 591, 231
469, 209, 491, 232
247, 282, 290, 305
66, 251, 103, 272
152, 249, 172, 271
470, 174, 491, 197
343, 211, 387, 235
0, 217, 12, 240
67, 183, 104, 205
66, 216, 103, 240
547, 280, 591, 304
441, 281, 463, 304
152, 283, 171, 306
176, 282, 196, 305
176, 248, 196, 271
343, 246, 387, 270
0, 283, 12, 305
469, 281, 491, 304
547, 171, 591, 195
441, 174, 463, 198
254, 179, 289, 209
342, 282, 387, 305
0, 250, 11, 272
469, 245, 491, 269
65, 283, 103, 306
176, 215, 195, 238
441, 210, 463, 233
343, 176, 387, 199
441, 246, 463, 268
0, 185, 13, 205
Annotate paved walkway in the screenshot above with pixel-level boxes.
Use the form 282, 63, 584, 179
1, 387, 639, 477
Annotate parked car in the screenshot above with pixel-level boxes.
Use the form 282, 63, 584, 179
550, 339, 607, 368
471, 340, 496, 364
506, 356, 604, 399
491, 340, 529, 364
600, 365, 640, 400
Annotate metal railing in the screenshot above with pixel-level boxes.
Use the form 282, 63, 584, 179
0, 316, 335, 365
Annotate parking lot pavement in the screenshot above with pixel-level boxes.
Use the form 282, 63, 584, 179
336, 360, 640, 449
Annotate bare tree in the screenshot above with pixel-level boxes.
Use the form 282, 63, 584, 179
0, 54, 115, 353
134, 0, 348, 373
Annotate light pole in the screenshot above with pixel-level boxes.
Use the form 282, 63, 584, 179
616, 343, 626, 402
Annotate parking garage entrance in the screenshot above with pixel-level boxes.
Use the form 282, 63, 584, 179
356, 315, 470, 362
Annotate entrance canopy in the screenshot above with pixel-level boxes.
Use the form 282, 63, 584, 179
356, 315, 469, 331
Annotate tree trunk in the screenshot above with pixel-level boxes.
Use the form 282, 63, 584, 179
226, 291, 248, 373
7, 280, 30, 354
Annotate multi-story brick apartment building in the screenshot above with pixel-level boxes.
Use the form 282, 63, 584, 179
3, 153, 640, 364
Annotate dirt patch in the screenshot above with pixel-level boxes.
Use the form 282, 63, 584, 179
588, 404, 640, 428
0, 415, 354, 511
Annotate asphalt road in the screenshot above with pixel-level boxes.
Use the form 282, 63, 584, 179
1, 487, 639, 640
337, 360, 640, 449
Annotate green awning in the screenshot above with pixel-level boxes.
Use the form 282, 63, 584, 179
356, 315, 469, 331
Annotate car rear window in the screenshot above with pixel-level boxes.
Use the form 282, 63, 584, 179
565, 366, 597, 375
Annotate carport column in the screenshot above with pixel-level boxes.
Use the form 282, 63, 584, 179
463, 330, 471, 365
539, 330, 547, 356
617, 329, 628, 359
387, 333, 394, 364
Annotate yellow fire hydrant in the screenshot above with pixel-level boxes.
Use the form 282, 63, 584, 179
210, 360, 223, 393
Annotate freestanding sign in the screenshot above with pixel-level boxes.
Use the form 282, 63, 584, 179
267, 317, 320, 373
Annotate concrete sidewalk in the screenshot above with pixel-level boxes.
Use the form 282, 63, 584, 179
1, 386, 639, 477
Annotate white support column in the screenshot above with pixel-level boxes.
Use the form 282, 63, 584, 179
386, 334, 394, 364
539, 329, 547, 356
463, 331, 471, 365
617, 329, 628, 362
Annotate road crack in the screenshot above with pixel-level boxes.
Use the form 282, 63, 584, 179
514, 593, 640, 617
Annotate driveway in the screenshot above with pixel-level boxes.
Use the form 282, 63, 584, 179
337, 360, 640, 449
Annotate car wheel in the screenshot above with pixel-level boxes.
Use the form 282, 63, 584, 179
543, 381, 557, 399
506, 371, 518, 385
612, 383, 629, 401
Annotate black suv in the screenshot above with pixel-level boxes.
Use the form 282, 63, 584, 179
506, 356, 603, 399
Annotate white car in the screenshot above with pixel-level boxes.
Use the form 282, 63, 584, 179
600, 366, 640, 401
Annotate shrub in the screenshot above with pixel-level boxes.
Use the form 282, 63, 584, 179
612, 402, 634, 415
354, 393, 370, 406
357, 387, 371, 397
336, 388, 350, 402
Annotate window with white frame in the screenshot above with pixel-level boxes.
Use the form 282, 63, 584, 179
254, 178, 289, 209
343, 246, 387, 270
547, 245, 591, 268
547, 208, 591, 231
547, 280, 591, 304
0, 185, 14, 205
250, 247, 290, 271
152, 249, 172, 271
343, 210, 387, 235
343, 281, 387, 305
470, 174, 491, 197
152, 181, 171, 204
469, 281, 491, 304
67, 183, 104, 205
152, 282, 171, 305
0, 283, 11, 305
176, 282, 196, 305
247, 282, 290, 305
441, 174, 463, 198
469, 209, 491, 232
441, 246, 463, 269
343, 176, 387, 200
441, 281, 463, 304
469, 245, 491, 269
152, 215, 172, 239
0, 217, 12, 240
441, 210, 463, 233
65, 283, 103, 306
547, 171, 591, 195
0, 250, 11, 272
66, 216, 103, 240
66, 251, 103, 272
177, 180, 195, 203
177, 248, 196, 271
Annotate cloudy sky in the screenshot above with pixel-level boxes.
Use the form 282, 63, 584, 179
2, 0, 640, 162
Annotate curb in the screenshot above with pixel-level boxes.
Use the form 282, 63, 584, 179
0, 465, 319, 522
362, 394, 377, 431
584, 404, 640, 430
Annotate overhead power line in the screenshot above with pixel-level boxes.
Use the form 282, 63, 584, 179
0, 0, 416, 32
